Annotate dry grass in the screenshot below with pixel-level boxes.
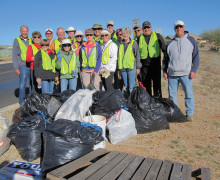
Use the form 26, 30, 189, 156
0, 50, 219, 179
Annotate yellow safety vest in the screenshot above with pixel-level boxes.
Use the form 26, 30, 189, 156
16, 37, 32, 61
60, 53, 77, 75
81, 46, 97, 68
112, 31, 118, 43
54, 39, 61, 55
139, 31, 160, 59
30, 44, 39, 56
118, 40, 135, 69
102, 42, 112, 65
41, 49, 56, 73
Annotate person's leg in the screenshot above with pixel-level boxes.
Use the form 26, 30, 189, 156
152, 60, 162, 98
180, 76, 194, 116
60, 79, 68, 92
49, 80, 55, 94
121, 70, 128, 91
104, 72, 114, 91
68, 78, 77, 90
81, 71, 91, 88
168, 76, 179, 106
93, 73, 101, 91
30, 69, 36, 93
19, 66, 30, 106
127, 67, 136, 94
41, 80, 49, 94
141, 66, 152, 96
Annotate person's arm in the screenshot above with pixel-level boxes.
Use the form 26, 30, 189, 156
12, 38, 20, 74
56, 51, 62, 69
189, 36, 200, 76
50, 41, 55, 54
34, 51, 41, 78
26, 45, 34, 62
157, 33, 166, 53
132, 41, 142, 73
106, 42, 118, 71
94, 43, 102, 73
163, 45, 169, 80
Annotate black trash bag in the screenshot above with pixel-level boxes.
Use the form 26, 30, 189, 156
90, 90, 127, 118
7, 114, 49, 162
52, 89, 76, 104
128, 87, 169, 134
19, 93, 51, 117
46, 97, 62, 118
154, 98, 188, 122
41, 119, 104, 173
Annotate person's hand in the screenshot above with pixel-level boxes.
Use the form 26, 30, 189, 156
31, 56, 34, 61
136, 69, 140, 75
163, 72, 168, 81
189, 72, 196, 79
117, 71, 120, 78
15, 69, 20, 75
55, 77, 59, 81
93, 71, 97, 76
36, 78, 41, 84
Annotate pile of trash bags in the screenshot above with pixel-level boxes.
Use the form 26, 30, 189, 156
5, 87, 188, 174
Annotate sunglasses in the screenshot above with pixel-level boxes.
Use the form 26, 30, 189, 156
101, 34, 109, 37
117, 34, 122, 36
86, 34, 93, 36
107, 24, 113, 27
33, 36, 41, 39
46, 32, 52, 35
175, 25, 183, 29
136, 30, 141, 32
76, 35, 83, 38
41, 44, 49, 47
94, 28, 102, 30
143, 26, 151, 29
63, 44, 71, 47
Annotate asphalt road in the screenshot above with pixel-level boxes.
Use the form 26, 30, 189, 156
0, 63, 20, 108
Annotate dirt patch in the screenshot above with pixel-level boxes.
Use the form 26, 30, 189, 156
0, 51, 219, 179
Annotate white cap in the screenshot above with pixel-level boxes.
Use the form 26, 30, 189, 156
107, 21, 114, 26
174, 20, 185, 27
101, 29, 110, 35
45, 28, 53, 33
65, 26, 76, 32
62, 39, 71, 45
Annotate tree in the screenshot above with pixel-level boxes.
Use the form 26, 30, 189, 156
200, 27, 220, 46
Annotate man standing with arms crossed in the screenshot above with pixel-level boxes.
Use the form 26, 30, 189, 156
163, 20, 200, 121
13, 25, 32, 106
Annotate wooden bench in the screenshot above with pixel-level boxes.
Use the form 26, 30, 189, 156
46, 148, 211, 180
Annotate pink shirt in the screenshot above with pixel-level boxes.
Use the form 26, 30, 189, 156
84, 42, 95, 55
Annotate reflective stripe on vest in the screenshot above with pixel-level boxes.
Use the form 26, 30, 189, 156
81, 46, 97, 68
118, 39, 135, 69
61, 53, 77, 74
41, 49, 56, 73
102, 42, 112, 65
139, 31, 160, 59
30, 44, 39, 56
54, 39, 61, 54
16, 37, 32, 61
73, 42, 78, 51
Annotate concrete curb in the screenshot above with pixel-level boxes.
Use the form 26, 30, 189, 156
0, 103, 19, 113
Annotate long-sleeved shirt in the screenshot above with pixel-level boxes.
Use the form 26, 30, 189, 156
26, 43, 41, 70
101, 39, 118, 72
163, 32, 200, 76
12, 36, 31, 70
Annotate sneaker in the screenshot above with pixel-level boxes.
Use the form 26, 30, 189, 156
186, 115, 193, 121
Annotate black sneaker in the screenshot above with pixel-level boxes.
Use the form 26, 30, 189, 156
186, 115, 193, 121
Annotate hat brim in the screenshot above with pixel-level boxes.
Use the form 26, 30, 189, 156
65, 30, 76, 33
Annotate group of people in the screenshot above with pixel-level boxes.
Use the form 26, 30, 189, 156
13, 20, 200, 121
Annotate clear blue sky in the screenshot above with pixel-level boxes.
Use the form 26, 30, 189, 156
1, 0, 219, 45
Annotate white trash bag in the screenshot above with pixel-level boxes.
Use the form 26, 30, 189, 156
0, 113, 10, 155
107, 109, 137, 144
55, 89, 96, 121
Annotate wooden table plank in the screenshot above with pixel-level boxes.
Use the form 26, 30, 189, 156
131, 158, 154, 180
170, 162, 182, 180
201, 167, 211, 180
87, 152, 127, 180
47, 148, 108, 178
118, 156, 145, 180
145, 159, 163, 180
157, 160, 173, 180
69, 151, 120, 180
181, 164, 192, 180
101, 154, 136, 180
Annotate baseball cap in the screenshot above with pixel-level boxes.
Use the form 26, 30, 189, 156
174, 20, 185, 27
45, 28, 53, 33
101, 29, 110, 35
107, 21, 114, 26
142, 21, 151, 28
62, 39, 71, 45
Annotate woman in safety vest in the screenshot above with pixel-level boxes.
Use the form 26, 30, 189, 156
34, 39, 59, 94
72, 30, 85, 56
56, 39, 80, 92
118, 27, 142, 95
26, 31, 42, 93
100, 29, 118, 91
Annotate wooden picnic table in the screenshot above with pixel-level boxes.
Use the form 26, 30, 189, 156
46, 148, 211, 180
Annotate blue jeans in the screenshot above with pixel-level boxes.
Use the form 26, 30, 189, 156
168, 75, 194, 115
61, 78, 77, 92
121, 67, 136, 94
19, 66, 30, 106
41, 80, 54, 94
